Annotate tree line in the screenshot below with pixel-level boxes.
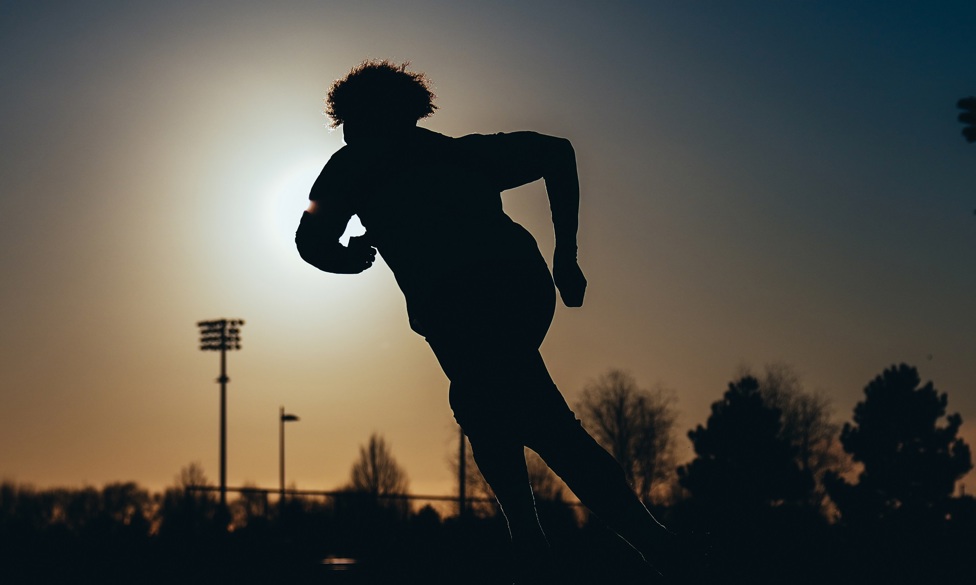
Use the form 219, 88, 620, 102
1, 362, 972, 584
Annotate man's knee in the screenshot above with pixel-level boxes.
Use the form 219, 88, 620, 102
449, 380, 508, 440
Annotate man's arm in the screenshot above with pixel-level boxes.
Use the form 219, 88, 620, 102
295, 159, 376, 274
472, 131, 587, 306
535, 135, 587, 308
295, 205, 375, 274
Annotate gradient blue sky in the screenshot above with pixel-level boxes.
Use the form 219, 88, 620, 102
2, 1, 974, 496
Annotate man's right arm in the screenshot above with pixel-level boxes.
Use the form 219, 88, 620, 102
295, 206, 375, 274
295, 156, 376, 274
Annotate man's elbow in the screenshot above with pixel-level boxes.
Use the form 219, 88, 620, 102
554, 136, 575, 157
543, 136, 577, 179
296, 234, 329, 272
296, 212, 341, 273
296, 237, 323, 269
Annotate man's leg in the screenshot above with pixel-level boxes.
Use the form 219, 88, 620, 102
462, 423, 549, 553
514, 353, 675, 564
529, 420, 675, 562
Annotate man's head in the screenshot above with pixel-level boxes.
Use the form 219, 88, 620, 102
326, 60, 436, 144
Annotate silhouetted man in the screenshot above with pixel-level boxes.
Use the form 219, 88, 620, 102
296, 61, 677, 582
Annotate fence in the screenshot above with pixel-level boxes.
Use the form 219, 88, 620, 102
184, 483, 584, 521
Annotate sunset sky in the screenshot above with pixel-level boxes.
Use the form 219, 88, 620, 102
2, 1, 974, 497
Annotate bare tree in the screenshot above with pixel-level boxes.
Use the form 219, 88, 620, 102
101, 481, 152, 531
746, 362, 851, 515
157, 462, 219, 535
175, 462, 211, 491
171, 461, 217, 509
348, 433, 409, 497
575, 369, 678, 504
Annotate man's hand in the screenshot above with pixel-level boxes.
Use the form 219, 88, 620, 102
553, 257, 586, 307
295, 211, 376, 274
345, 234, 377, 273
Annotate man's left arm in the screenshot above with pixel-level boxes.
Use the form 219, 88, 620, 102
473, 131, 587, 306
536, 134, 587, 308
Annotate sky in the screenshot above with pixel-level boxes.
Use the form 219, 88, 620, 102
1, 0, 975, 498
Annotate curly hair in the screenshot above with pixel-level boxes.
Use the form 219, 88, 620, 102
325, 60, 437, 128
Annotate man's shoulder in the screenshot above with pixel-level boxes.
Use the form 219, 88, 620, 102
451, 131, 525, 155
417, 126, 512, 142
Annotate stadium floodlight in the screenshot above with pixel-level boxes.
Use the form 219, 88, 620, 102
196, 318, 245, 509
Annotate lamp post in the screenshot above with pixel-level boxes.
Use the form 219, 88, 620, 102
459, 426, 467, 521
280, 407, 300, 503
197, 318, 244, 510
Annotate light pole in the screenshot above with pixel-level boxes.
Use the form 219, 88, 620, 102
197, 318, 244, 510
280, 407, 300, 503
459, 426, 467, 521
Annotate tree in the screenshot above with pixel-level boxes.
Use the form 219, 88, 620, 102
576, 369, 678, 504
959, 96, 976, 143
176, 462, 211, 491
677, 376, 813, 516
230, 482, 269, 530
156, 463, 219, 538
748, 362, 850, 514
98, 482, 152, 536
349, 433, 410, 497
826, 364, 972, 527
339, 433, 411, 523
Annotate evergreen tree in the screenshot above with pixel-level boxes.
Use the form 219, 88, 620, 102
751, 362, 850, 515
826, 363, 972, 527
678, 376, 813, 516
